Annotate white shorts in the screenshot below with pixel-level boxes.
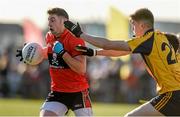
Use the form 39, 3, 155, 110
40, 90, 93, 116
41, 101, 93, 116
41, 101, 68, 116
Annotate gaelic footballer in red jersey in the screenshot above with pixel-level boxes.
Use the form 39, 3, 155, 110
40, 8, 93, 117
45, 29, 89, 92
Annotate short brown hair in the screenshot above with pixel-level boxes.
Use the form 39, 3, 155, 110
130, 8, 154, 27
47, 7, 69, 19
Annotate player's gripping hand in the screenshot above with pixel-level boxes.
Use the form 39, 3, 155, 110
75, 45, 97, 57
53, 41, 66, 56
16, 49, 23, 61
64, 21, 83, 37
16, 43, 27, 62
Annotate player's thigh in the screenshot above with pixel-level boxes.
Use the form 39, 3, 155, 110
72, 89, 93, 116
40, 101, 68, 116
74, 108, 93, 116
124, 101, 163, 116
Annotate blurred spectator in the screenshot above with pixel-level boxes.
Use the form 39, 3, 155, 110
0, 51, 10, 97
19, 66, 41, 98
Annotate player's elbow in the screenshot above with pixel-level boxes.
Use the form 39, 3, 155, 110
76, 70, 86, 75
76, 66, 86, 75
42, 47, 48, 59
78, 71, 86, 75
78, 68, 86, 75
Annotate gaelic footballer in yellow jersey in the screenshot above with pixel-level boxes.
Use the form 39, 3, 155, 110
128, 30, 180, 94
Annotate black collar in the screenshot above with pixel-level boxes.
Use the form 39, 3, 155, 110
144, 28, 154, 35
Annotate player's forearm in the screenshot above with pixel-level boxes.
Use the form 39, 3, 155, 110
97, 50, 131, 57
81, 33, 131, 51
62, 52, 86, 75
81, 33, 111, 49
43, 47, 48, 59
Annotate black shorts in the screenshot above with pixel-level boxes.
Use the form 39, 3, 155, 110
45, 89, 92, 111
150, 90, 180, 116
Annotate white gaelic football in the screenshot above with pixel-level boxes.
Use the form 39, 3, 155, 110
22, 42, 43, 65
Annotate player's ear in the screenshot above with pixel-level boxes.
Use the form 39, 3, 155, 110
62, 17, 68, 25
63, 18, 68, 23
140, 22, 145, 29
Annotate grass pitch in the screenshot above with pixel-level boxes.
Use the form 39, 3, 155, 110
0, 98, 140, 116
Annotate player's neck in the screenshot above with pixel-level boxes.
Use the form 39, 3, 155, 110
55, 28, 65, 38
143, 28, 154, 35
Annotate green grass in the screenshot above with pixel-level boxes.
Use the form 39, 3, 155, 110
0, 98, 140, 116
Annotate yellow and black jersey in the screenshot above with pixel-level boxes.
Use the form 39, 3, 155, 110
127, 29, 180, 94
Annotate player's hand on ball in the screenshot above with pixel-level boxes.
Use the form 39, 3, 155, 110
53, 41, 66, 56
16, 49, 23, 61
75, 45, 97, 57
16, 43, 27, 62
64, 21, 83, 37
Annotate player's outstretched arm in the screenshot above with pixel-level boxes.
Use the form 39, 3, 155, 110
82, 33, 131, 51
75, 45, 131, 57
64, 21, 131, 51
97, 50, 131, 57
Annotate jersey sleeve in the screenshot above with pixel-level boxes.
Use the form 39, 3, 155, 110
127, 32, 154, 55
69, 37, 85, 57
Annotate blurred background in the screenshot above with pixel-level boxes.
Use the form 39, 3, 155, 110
0, 0, 180, 116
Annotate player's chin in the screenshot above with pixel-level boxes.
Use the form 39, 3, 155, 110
49, 28, 54, 32
50, 29, 56, 35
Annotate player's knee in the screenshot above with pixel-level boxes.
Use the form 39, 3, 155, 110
40, 109, 58, 117
124, 112, 134, 117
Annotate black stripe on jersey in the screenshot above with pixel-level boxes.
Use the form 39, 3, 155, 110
133, 33, 154, 55
141, 54, 148, 65
140, 54, 155, 79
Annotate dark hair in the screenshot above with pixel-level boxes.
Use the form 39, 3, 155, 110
165, 33, 179, 52
130, 8, 154, 27
47, 7, 69, 19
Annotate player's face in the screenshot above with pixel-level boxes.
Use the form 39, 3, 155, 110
131, 20, 145, 37
48, 14, 66, 35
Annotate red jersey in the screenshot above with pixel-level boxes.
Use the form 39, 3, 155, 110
45, 29, 89, 92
